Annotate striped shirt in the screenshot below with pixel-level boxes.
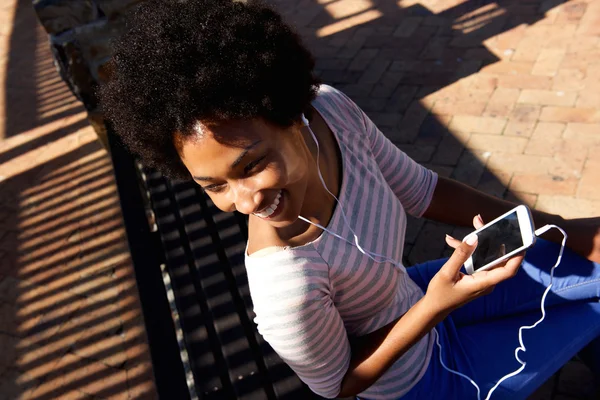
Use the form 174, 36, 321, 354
245, 85, 438, 399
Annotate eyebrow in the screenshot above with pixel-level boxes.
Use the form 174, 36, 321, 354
192, 140, 262, 182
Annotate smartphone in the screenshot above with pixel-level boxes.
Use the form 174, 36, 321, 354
463, 205, 536, 274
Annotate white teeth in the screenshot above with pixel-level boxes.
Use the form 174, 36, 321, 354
254, 190, 282, 218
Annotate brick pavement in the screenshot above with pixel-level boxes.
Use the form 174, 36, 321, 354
0, 0, 156, 398
0, 0, 598, 399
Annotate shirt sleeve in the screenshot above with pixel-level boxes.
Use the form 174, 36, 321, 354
365, 113, 438, 217
247, 255, 351, 398
329, 87, 438, 217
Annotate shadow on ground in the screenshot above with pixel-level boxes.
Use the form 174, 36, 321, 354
0, 1, 154, 398
272, 0, 565, 263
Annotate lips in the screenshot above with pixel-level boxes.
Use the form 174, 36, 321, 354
253, 190, 283, 219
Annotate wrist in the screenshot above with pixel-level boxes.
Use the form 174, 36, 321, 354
421, 291, 452, 320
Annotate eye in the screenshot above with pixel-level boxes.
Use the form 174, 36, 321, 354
203, 183, 227, 193
244, 154, 267, 174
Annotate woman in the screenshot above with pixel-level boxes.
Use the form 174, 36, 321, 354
100, 1, 600, 398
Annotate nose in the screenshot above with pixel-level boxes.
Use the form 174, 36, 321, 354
229, 181, 263, 215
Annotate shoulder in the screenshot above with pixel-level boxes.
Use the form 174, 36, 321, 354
314, 84, 359, 110
313, 84, 365, 128
245, 247, 331, 308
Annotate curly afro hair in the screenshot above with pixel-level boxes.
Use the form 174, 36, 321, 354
99, 0, 320, 180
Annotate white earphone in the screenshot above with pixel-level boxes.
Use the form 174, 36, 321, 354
301, 113, 310, 126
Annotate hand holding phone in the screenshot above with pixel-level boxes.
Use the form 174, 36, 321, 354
462, 205, 535, 274
425, 228, 524, 315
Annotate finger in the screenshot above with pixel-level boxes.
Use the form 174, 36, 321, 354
440, 234, 478, 278
445, 234, 462, 249
479, 254, 524, 285
473, 214, 485, 229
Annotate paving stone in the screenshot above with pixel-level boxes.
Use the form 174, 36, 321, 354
0, 275, 20, 303
432, 99, 487, 116
532, 48, 566, 76
348, 48, 379, 71
371, 71, 405, 98
353, 97, 387, 112
417, 114, 452, 144
0, 332, 18, 376
536, 195, 600, 219
504, 120, 537, 137
359, 58, 391, 84
576, 0, 600, 36
477, 169, 511, 199
449, 116, 507, 135
367, 112, 402, 128
532, 122, 566, 139
338, 83, 374, 97
396, 101, 430, 142
540, 107, 600, 123
125, 363, 158, 400
318, 70, 362, 84
384, 85, 419, 113
518, 90, 577, 107
483, 88, 520, 118
511, 173, 578, 196
432, 135, 465, 165
512, 36, 543, 63
0, 367, 39, 400
468, 133, 528, 154
451, 150, 489, 187
404, 215, 425, 245
487, 153, 556, 174
393, 16, 422, 38
510, 104, 542, 122
315, 57, 350, 71
552, 69, 586, 92
496, 74, 553, 90
525, 138, 564, 156
408, 221, 454, 264
563, 123, 600, 145
576, 89, 600, 108
480, 61, 534, 75
577, 159, 600, 200
325, 0, 371, 20
31, 353, 128, 399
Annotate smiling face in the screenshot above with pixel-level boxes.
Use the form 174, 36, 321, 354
175, 118, 314, 228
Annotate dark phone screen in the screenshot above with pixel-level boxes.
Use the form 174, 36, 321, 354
472, 211, 524, 271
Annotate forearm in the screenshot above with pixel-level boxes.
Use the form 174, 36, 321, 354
424, 176, 566, 244
338, 295, 447, 397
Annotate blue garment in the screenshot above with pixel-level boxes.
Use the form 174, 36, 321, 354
401, 238, 600, 400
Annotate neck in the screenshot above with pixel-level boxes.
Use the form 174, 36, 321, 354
296, 122, 338, 227
274, 122, 336, 243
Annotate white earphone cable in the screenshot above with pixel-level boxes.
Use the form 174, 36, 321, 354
297, 115, 567, 399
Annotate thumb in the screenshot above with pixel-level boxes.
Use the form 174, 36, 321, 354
440, 234, 478, 277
